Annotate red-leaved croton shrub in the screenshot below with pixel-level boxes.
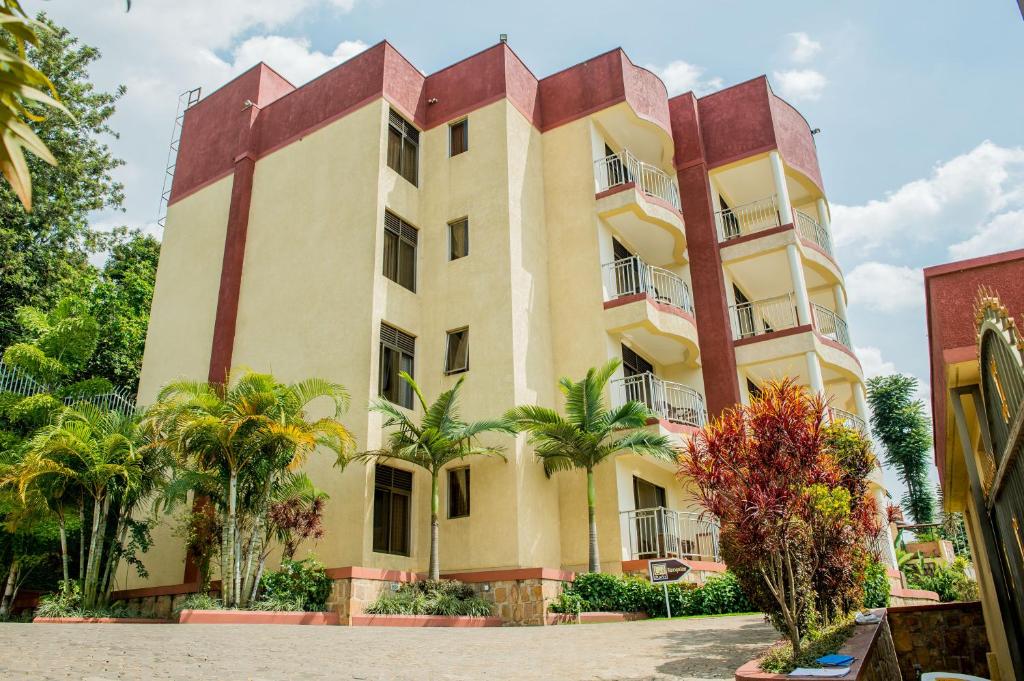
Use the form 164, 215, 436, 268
679, 379, 880, 655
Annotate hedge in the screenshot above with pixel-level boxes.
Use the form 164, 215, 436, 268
548, 571, 754, 618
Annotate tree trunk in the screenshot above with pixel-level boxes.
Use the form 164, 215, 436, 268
78, 502, 85, 582
240, 477, 272, 607
102, 515, 129, 604
218, 508, 229, 601
89, 495, 112, 607
0, 559, 18, 618
429, 472, 440, 581
84, 494, 104, 607
58, 514, 69, 586
587, 467, 600, 574
225, 470, 238, 607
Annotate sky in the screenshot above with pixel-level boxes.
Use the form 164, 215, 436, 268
43, 0, 1024, 506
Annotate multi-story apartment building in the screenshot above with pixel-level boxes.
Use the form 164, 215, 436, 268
132, 41, 888, 594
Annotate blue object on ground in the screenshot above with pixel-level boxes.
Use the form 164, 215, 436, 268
816, 654, 855, 666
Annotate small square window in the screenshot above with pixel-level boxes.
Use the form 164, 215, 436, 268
449, 119, 468, 156
445, 327, 469, 374
448, 218, 469, 260
448, 467, 470, 518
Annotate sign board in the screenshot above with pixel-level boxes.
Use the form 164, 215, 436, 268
648, 558, 690, 584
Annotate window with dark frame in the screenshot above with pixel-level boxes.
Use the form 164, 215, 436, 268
387, 108, 419, 186
449, 119, 468, 156
383, 211, 417, 292
448, 217, 469, 260
445, 328, 469, 375
372, 464, 412, 555
447, 467, 470, 518
380, 323, 415, 409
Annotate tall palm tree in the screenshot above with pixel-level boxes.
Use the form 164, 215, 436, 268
506, 359, 676, 573
352, 373, 513, 581
148, 369, 354, 607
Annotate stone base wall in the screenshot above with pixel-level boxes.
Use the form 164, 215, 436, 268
117, 592, 193, 619
861, 618, 901, 681
467, 576, 566, 625
887, 601, 990, 679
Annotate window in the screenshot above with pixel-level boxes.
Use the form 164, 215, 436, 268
633, 476, 667, 510
387, 108, 418, 186
447, 467, 470, 518
380, 323, 415, 409
621, 345, 654, 377
448, 218, 469, 260
373, 464, 412, 555
449, 118, 468, 156
621, 345, 655, 411
383, 211, 417, 291
445, 328, 469, 374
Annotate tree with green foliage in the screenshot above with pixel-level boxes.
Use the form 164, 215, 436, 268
507, 360, 675, 574
866, 374, 935, 524
353, 374, 513, 581
0, 13, 126, 351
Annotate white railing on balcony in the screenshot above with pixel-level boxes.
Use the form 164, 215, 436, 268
602, 256, 693, 314
830, 408, 867, 432
812, 304, 851, 349
715, 195, 781, 241
795, 210, 834, 257
611, 372, 707, 428
729, 293, 800, 340
621, 507, 720, 561
0, 360, 137, 415
594, 149, 682, 212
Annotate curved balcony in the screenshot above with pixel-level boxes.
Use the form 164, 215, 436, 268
603, 257, 692, 313
594, 150, 686, 264
795, 209, 833, 257
716, 195, 782, 242
610, 372, 707, 428
812, 304, 851, 349
621, 507, 720, 562
830, 408, 867, 433
729, 293, 800, 340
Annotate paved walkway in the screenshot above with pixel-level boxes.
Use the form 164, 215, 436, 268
0, 614, 777, 681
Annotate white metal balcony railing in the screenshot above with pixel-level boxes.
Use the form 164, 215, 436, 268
621, 507, 721, 562
0, 360, 136, 415
594, 149, 682, 212
602, 256, 694, 314
715, 195, 781, 241
611, 372, 707, 428
830, 408, 868, 433
729, 293, 800, 339
795, 209, 834, 257
812, 304, 851, 349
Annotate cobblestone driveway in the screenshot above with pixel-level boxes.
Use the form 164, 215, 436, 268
0, 614, 777, 681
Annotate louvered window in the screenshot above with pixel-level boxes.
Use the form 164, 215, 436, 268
383, 210, 417, 292
373, 464, 412, 555
387, 108, 418, 186
380, 322, 415, 409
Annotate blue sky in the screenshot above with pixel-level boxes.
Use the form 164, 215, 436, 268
49, 1, 1024, 506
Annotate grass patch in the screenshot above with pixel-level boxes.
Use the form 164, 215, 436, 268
759, 615, 856, 674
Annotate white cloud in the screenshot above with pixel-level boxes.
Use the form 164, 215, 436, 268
229, 36, 369, 85
846, 262, 923, 313
947, 209, 1024, 260
788, 32, 822, 63
831, 141, 1024, 257
772, 69, 827, 101
645, 60, 723, 96
855, 346, 897, 379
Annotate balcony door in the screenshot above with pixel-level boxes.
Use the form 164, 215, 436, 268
612, 239, 642, 299
632, 477, 671, 558
621, 345, 656, 414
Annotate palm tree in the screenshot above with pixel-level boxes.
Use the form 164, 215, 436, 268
352, 373, 513, 581
148, 369, 354, 607
506, 359, 676, 573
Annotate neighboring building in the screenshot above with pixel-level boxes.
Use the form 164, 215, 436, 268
925, 249, 1024, 681
133, 41, 881, 593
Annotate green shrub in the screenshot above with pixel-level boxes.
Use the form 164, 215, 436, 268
567, 573, 626, 611
174, 592, 223, 615
35, 581, 83, 618
911, 557, 978, 603
249, 594, 306, 612
258, 558, 332, 612
760, 615, 855, 673
695, 572, 752, 614
862, 561, 890, 608
363, 580, 493, 617
547, 591, 586, 615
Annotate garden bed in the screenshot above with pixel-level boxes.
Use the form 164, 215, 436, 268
351, 614, 502, 627
33, 616, 173, 624
546, 611, 649, 625
177, 609, 339, 625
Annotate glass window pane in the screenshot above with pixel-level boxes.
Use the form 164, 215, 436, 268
401, 141, 418, 186
372, 487, 390, 552
382, 229, 398, 282
448, 468, 470, 518
399, 353, 414, 408
398, 239, 416, 291
380, 345, 396, 402
446, 329, 468, 374
449, 219, 468, 260
391, 492, 410, 555
450, 120, 467, 156
387, 126, 402, 175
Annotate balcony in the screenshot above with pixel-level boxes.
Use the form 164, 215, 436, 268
602, 256, 693, 314
812, 304, 851, 349
715, 195, 781, 241
620, 507, 720, 561
830, 407, 867, 432
611, 372, 707, 428
729, 293, 800, 340
795, 209, 834, 257
595, 149, 681, 211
